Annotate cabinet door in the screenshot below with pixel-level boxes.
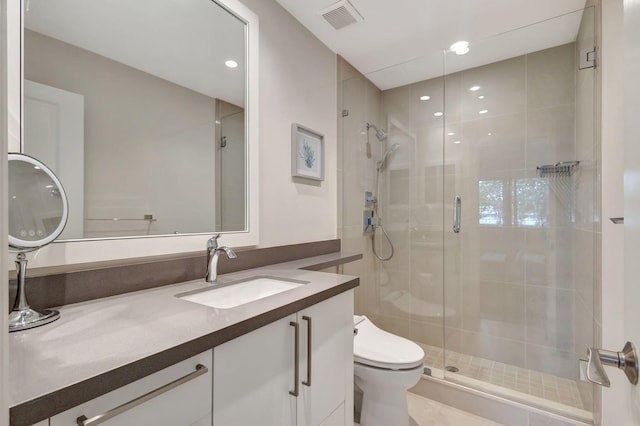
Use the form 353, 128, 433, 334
213, 314, 297, 426
51, 351, 212, 426
298, 290, 353, 426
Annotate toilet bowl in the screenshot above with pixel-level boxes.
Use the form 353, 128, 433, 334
353, 315, 425, 426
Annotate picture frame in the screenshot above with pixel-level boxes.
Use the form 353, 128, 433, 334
291, 123, 324, 181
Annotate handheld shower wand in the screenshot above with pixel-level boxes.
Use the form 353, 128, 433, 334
377, 143, 400, 171
369, 140, 400, 261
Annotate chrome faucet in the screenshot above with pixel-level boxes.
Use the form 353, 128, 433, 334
205, 234, 237, 283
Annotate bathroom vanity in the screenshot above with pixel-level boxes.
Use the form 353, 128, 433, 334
8, 262, 358, 426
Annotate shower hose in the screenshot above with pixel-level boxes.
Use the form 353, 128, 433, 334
371, 222, 394, 261
371, 161, 395, 261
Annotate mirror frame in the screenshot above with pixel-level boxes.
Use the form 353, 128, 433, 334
8, 0, 259, 268
8, 152, 69, 250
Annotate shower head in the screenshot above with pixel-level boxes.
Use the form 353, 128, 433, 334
366, 123, 387, 141
377, 143, 400, 170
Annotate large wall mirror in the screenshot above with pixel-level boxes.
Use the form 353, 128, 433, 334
21, 0, 257, 243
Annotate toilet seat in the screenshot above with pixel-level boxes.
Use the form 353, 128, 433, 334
353, 316, 424, 370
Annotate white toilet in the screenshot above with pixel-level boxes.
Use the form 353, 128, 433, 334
353, 315, 425, 426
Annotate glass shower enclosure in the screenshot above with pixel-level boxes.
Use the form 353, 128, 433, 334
341, 6, 597, 422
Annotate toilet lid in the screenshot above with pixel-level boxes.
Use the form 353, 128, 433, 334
353, 316, 424, 370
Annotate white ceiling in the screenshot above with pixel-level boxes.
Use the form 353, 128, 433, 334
25, 0, 246, 106
275, 0, 588, 89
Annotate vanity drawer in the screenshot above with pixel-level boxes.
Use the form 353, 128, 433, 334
50, 351, 212, 426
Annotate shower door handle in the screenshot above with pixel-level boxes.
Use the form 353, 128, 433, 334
453, 196, 461, 233
586, 341, 639, 387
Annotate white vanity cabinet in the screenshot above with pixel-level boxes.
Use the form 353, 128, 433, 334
49, 351, 212, 426
213, 290, 354, 426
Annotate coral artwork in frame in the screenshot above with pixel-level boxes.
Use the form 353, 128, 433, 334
292, 123, 324, 181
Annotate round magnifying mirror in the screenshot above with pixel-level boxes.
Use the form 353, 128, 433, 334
8, 153, 69, 331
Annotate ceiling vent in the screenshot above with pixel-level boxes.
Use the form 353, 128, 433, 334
320, 0, 363, 30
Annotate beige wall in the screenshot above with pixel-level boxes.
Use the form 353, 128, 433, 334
239, 0, 337, 247
24, 30, 219, 238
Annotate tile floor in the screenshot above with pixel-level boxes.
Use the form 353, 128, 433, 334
407, 392, 502, 426
420, 344, 586, 412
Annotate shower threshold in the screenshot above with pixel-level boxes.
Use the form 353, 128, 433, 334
418, 343, 593, 423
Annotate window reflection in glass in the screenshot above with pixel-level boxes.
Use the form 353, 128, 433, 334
479, 178, 550, 227
479, 180, 504, 225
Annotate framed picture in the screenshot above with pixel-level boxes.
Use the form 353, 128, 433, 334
292, 123, 324, 181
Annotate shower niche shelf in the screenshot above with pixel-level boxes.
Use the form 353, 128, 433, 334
537, 161, 580, 177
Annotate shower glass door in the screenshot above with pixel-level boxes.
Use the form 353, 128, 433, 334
217, 108, 245, 231
442, 8, 597, 422
341, 6, 597, 421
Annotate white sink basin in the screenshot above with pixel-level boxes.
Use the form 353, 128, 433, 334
177, 276, 307, 309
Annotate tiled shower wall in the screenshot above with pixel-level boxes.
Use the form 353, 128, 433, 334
338, 58, 384, 316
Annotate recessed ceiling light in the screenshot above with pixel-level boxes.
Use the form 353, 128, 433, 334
420, 95, 431, 101
454, 140, 461, 144
469, 85, 481, 92
225, 60, 238, 68
487, 132, 493, 136
479, 109, 488, 114
447, 132, 455, 136
434, 112, 443, 117
33, 166, 40, 170
450, 41, 470, 55
478, 95, 485, 99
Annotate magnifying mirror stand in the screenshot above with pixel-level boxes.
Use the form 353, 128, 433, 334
9, 253, 60, 332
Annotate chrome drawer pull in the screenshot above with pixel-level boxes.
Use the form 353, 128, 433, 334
302, 316, 312, 387
76, 364, 208, 426
290, 321, 300, 397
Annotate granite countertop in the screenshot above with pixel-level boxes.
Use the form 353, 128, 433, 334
9, 252, 361, 426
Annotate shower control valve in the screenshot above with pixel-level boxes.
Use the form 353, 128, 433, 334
365, 191, 377, 207
363, 210, 377, 232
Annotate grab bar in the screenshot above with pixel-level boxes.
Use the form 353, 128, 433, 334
86, 214, 156, 222
453, 196, 461, 233
76, 364, 208, 425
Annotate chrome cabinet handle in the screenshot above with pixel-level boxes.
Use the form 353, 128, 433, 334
76, 364, 208, 426
453, 196, 461, 233
289, 321, 300, 397
302, 316, 312, 387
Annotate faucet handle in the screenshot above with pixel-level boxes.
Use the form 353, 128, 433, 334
207, 234, 220, 250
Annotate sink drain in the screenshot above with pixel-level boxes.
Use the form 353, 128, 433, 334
445, 365, 459, 373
